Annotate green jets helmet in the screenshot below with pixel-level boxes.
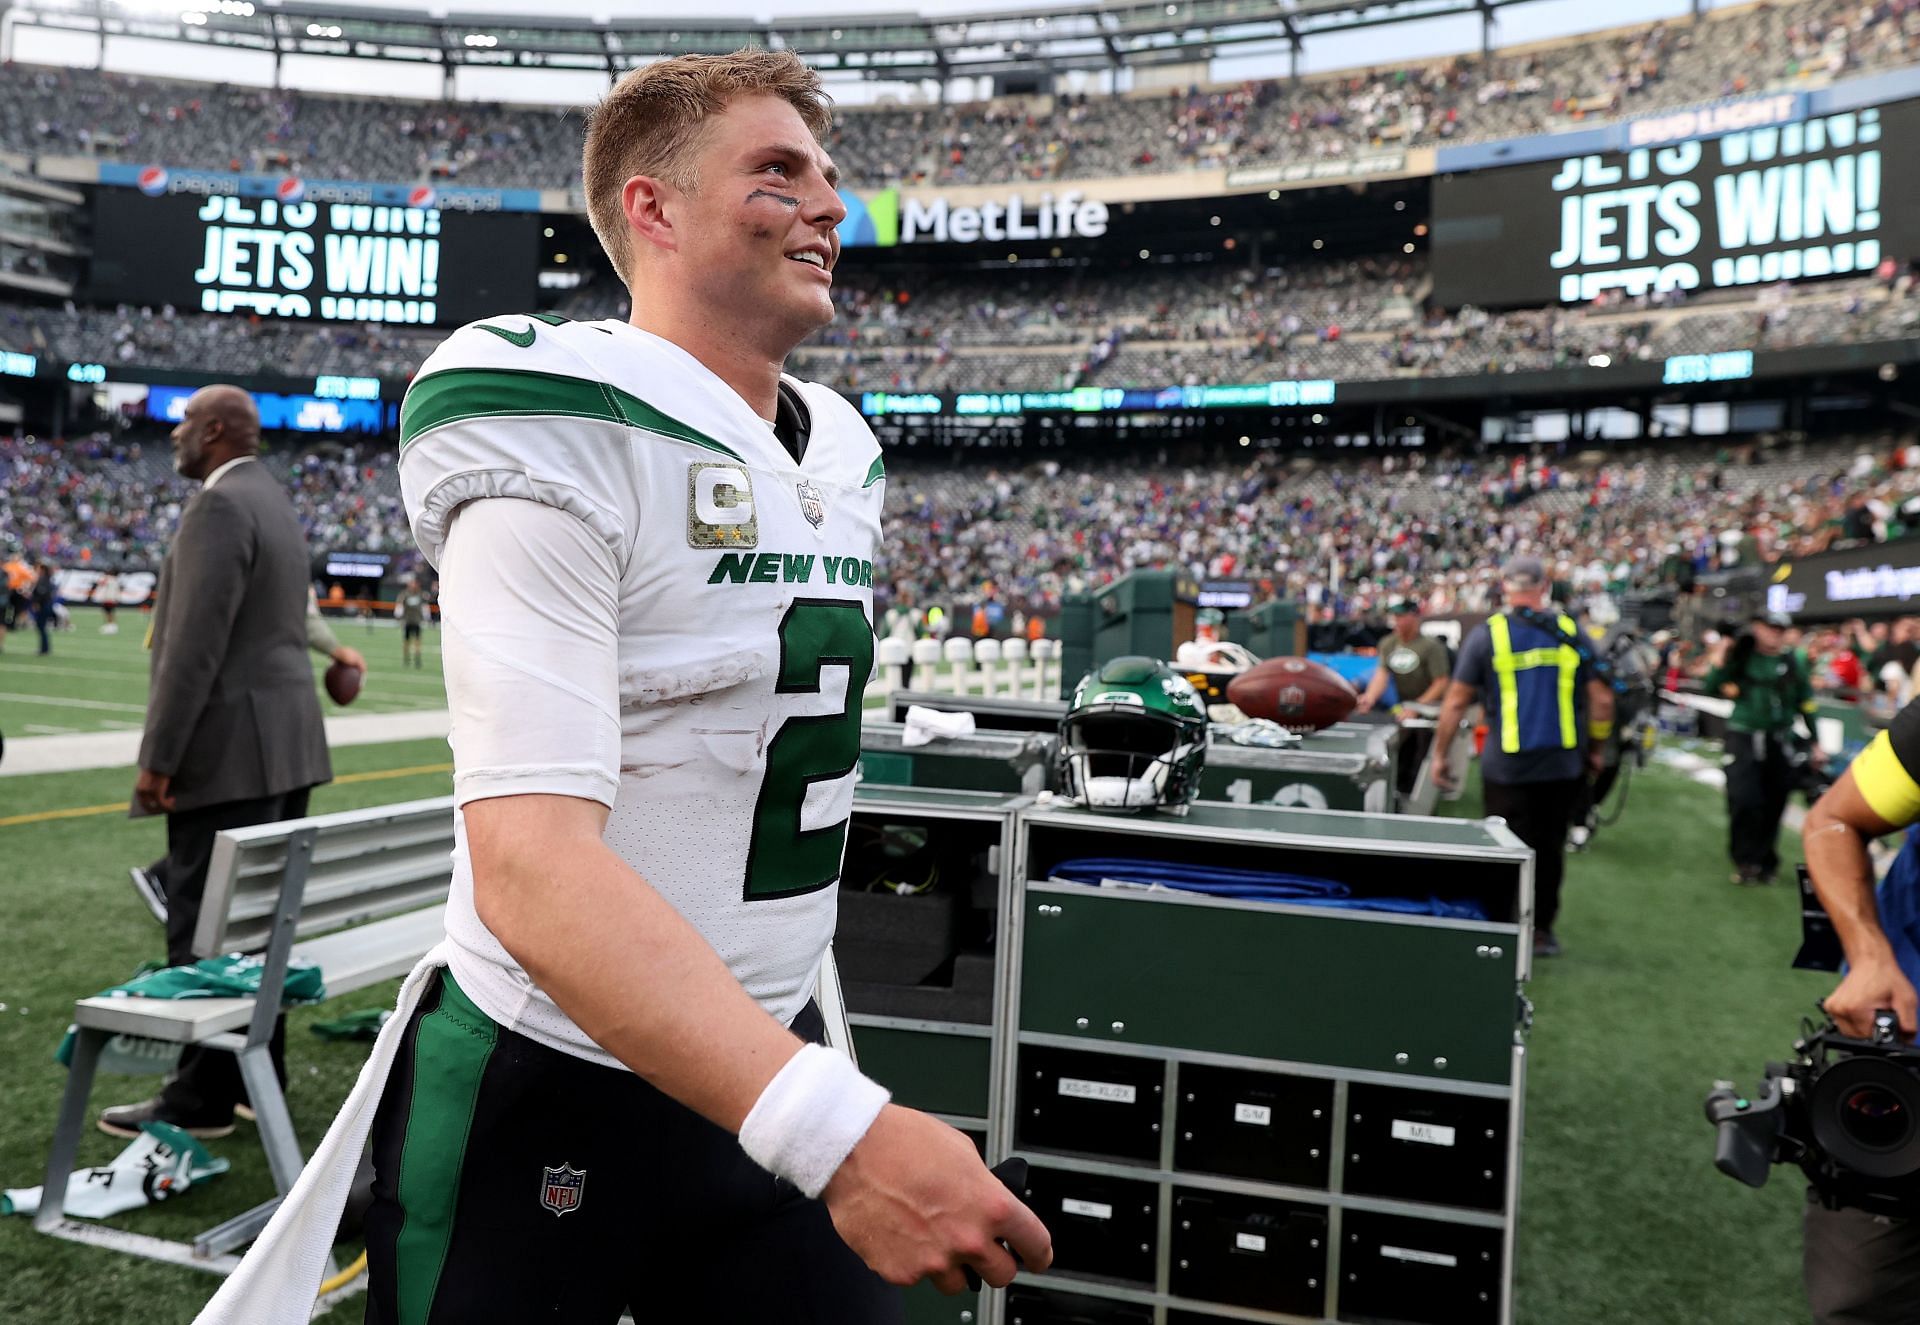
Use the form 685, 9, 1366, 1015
1057, 656, 1209, 812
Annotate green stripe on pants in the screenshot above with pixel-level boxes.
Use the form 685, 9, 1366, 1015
395, 972, 498, 1324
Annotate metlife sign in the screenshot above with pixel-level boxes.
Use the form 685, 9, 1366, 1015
837, 188, 1108, 247
88, 191, 537, 326
1433, 100, 1920, 307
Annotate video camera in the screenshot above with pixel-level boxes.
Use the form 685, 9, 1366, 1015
1706, 1011, 1920, 1216
1785, 737, 1840, 802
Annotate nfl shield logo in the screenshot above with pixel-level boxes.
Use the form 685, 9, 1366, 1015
540, 1163, 586, 1217
1277, 684, 1307, 713
796, 479, 826, 529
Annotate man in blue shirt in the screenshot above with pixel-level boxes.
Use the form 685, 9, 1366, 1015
1430, 555, 1615, 957
1797, 697, 1920, 1322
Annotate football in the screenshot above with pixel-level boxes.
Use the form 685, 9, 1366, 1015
324, 661, 363, 707
1225, 656, 1357, 733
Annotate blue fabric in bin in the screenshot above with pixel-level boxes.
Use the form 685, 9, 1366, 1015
1047, 857, 1489, 921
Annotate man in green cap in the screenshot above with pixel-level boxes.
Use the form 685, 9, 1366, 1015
1357, 600, 1451, 796
1356, 600, 1450, 715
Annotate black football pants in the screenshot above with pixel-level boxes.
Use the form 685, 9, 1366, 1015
363, 969, 903, 1324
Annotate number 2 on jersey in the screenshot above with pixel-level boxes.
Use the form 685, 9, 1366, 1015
744, 599, 876, 900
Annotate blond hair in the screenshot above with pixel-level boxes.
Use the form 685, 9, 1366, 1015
582, 49, 833, 283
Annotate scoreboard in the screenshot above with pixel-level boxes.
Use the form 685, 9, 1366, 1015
1432, 101, 1920, 308
88, 192, 538, 326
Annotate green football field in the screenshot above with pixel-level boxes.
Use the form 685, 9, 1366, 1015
0, 743, 1835, 1324
0, 612, 923, 740
0, 612, 450, 738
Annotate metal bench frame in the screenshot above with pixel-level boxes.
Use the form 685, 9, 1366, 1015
34, 796, 460, 1271
34, 792, 857, 1278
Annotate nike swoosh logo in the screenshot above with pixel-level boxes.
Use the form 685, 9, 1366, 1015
477, 322, 536, 348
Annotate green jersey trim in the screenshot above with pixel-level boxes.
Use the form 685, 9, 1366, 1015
400, 366, 744, 461
393, 971, 498, 1324
863, 454, 885, 488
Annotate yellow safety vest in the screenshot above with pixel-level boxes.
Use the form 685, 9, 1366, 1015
1487, 612, 1580, 755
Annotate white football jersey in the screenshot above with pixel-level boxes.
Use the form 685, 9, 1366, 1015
399, 313, 885, 1067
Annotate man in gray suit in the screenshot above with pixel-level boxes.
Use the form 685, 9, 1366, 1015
102, 385, 333, 1139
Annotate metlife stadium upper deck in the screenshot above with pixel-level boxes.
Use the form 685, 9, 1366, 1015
1, 0, 1918, 450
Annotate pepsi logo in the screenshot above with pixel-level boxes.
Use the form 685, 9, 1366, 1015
137, 166, 169, 196
406, 185, 437, 210
276, 176, 305, 204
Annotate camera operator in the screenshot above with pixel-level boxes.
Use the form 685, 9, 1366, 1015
1567, 620, 1660, 849
1799, 698, 1920, 1323
1705, 609, 1821, 884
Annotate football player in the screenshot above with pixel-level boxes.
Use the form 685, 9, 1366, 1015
346, 50, 1049, 1322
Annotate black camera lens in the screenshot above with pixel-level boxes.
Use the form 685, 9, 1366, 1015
1812, 1056, 1920, 1179
1841, 1086, 1911, 1150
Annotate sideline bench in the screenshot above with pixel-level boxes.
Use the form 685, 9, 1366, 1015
35, 795, 459, 1271
35, 792, 859, 1276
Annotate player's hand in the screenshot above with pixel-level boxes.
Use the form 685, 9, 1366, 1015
1587, 747, 1605, 778
1823, 957, 1920, 1041
821, 1104, 1052, 1294
1354, 693, 1375, 714
1430, 756, 1457, 792
134, 768, 175, 814
332, 645, 367, 673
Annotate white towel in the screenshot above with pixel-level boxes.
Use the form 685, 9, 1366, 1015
191, 944, 450, 1325
901, 705, 976, 747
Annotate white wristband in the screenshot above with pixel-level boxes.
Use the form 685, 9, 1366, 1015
739, 1043, 890, 1198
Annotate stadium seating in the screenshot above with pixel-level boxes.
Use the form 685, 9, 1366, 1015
4, 0, 1917, 633
11, 420, 1913, 631
8, 264, 1913, 398
0, 0, 1913, 190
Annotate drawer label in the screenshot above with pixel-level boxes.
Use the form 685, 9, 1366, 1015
1234, 1102, 1273, 1126
1392, 1119, 1457, 1147
1059, 1077, 1138, 1105
1234, 1232, 1268, 1253
1381, 1245, 1459, 1268
1061, 1198, 1114, 1221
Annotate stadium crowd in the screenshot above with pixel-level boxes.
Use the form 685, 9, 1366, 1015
0, 0, 1913, 190
6, 427, 1917, 649
785, 265, 1920, 394
872, 434, 1920, 634
0, 431, 425, 583
8, 258, 1917, 397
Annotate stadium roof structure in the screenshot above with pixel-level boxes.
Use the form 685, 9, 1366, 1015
2, 0, 1541, 81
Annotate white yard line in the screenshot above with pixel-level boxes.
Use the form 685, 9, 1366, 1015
1, 709, 453, 776
0, 691, 148, 713
0, 662, 152, 685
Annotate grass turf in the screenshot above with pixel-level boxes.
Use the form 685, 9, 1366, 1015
0, 616, 964, 739
0, 740, 452, 1325
0, 611, 449, 737
0, 751, 1834, 1323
